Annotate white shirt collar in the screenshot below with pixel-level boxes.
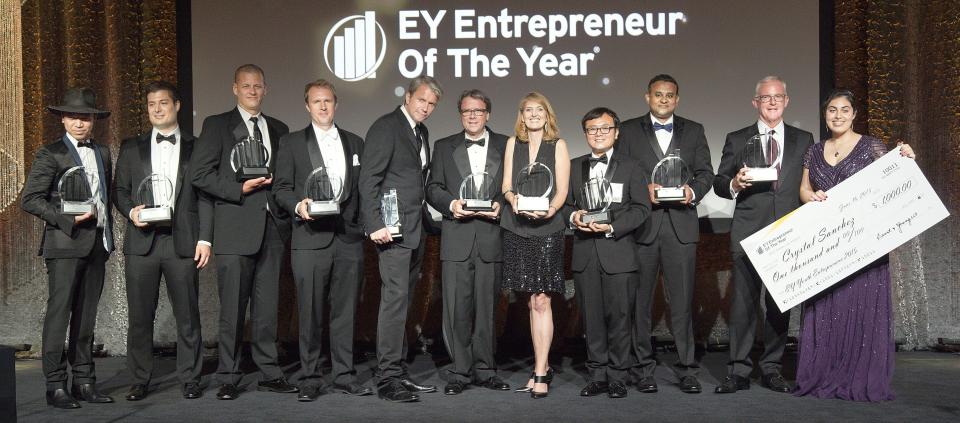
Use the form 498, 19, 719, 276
237, 105, 262, 122
650, 114, 674, 126
65, 132, 87, 147
465, 129, 488, 142
151, 126, 181, 141
399, 105, 417, 130
312, 122, 339, 140
757, 119, 785, 136
592, 147, 613, 160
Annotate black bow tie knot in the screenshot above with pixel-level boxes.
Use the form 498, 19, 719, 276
589, 155, 608, 166
466, 138, 486, 147
76, 140, 94, 148
156, 133, 177, 144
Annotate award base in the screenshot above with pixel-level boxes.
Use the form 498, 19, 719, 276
463, 199, 494, 212
140, 206, 172, 224
581, 210, 611, 225
235, 167, 271, 182
308, 201, 340, 217
61, 201, 94, 215
387, 225, 403, 240
745, 167, 778, 182
655, 187, 686, 202
516, 196, 549, 212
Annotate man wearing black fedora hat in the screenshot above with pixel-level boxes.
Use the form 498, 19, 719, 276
21, 87, 116, 409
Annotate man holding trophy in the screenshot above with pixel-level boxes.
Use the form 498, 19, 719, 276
272, 79, 371, 401
112, 81, 212, 401
618, 74, 714, 394
21, 87, 115, 408
190, 64, 295, 400
425, 89, 510, 396
358, 76, 443, 403
564, 107, 651, 399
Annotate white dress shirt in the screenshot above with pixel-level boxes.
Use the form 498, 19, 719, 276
311, 123, 347, 189
66, 133, 109, 249
399, 105, 428, 169
237, 106, 272, 165
651, 114, 675, 155
571, 148, 615, 237
150, 126, 181, 212
466, 129, 489, 175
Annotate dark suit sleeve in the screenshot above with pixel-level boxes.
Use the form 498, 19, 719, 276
425, 142, 455, 219
112, 139, 136, 222
191, 116, 243, 203
21, 146, 75, 235
610, 166, 651, 240
688, 124, 715, 204
358, 119, 394, 234
713, 132, 739, 200
561, 158, 577, 226
271, 134, 299, 217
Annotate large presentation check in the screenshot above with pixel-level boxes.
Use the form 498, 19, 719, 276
741, 147, 950, 312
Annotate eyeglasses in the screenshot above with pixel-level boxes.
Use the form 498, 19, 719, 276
755, 94, 787, 103
460, 109, 488, 117
585, 126, 616, 135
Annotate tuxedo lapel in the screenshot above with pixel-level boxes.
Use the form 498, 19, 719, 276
640, 115, 665, 160
336, 127, 353, 203
61, 135, 83, 167
264, 114, 281, 167
452, 135, 471, 179
304, 125, 324, 170
175, 137, 193, 205
230, 109, 248, 142
664, 118, 683, 156
779, 126, 799, 188
483, 137, 502, 178
138, 134, 153, 183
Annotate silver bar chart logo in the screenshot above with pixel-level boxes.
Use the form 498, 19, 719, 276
324, 11, 387, 82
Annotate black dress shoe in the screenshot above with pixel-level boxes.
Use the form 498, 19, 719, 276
579, 381, 609, 397
714, 375, 750, 394
258, 377, 298, 393
378, 382, 420, 403
636, 376, 658, 393
679, 376, 702, 394
332, 382, 373, 396
216, 384, 242, 400
71, 383, 114, 403
444, 381, 466, 395
46, 388, 81, 409
761, 373, 792, 393
125, 384, 148, 401
608, 382, 628, 398
182, 383, 203, 399
530, 374, 550, 399
475, 376, 510, 391
399, 378, 437, 393
297, 385, 323, 402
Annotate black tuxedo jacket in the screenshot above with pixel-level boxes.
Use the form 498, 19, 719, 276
713, 123, 814, 255
272, 124, 364, 249
21, 136, 114, 258
562, 153, 651, 274
191, 108, 290, 255
112, 133, 214, 257
618, 113, 714, 244
358, 106, 431, 249
425, 128, 507, 262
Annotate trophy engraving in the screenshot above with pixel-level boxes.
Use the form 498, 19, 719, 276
458, 172, 495, 212
651, 150, 691, 202
58, 166, 95, 215
381, 188, 402, 239
303, 167, 343, 217
579, 177, 613, 224
743, 133, 779, 182
230, 136, 271, 181
514, 162, 553, 212
136, 173, 174, 224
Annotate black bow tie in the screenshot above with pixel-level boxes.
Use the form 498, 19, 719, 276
156, 133, 177, 144
589, 155, 608, 166
653, 122, 674, 132
76, 140, 93, 148
466, 138, 485, 147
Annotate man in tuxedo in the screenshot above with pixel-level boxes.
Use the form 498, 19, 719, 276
359, 75, 442, 403
112, 81, 211, 401
191, 64, 295, 400
425, 89, 510, 396
272, 79, 372, 401
21, 87, 115, 409
617, 74, 714, 394
712, 76, 814, 394
564, 107, 651, 399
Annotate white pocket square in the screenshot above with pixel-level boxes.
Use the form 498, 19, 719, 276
353, 154, 360, 166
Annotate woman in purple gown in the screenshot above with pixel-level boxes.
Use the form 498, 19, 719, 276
795, 89, 915, 402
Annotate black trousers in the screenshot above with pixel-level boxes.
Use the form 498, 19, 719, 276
291, 236, 363, 388
727, 252, 790, 378
214, 217, 285, 385
375, 237, 425, 386
440, 241, 501, 384
575, 248, 636, 384
124, 232, 202, 385
633, 214, 700, 378
41, 232, 108, 389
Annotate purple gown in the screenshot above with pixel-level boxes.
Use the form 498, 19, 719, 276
794, 135, 895, 402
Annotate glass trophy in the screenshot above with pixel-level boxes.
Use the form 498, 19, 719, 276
136, 173, 174, 224
458, 171, 495, 212
579, 176, 613, 224
742, 133, 779, 182
230, 136, 271, 181
514, 162, 553, 212
303, 167, 343, 217
651, 150, 691, 202
381, 188, 402, 239
58, 166, 95, 215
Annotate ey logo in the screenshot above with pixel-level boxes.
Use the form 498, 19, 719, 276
324, 11, 387, 82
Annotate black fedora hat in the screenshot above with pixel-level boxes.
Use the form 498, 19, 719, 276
47, 87, 111, 118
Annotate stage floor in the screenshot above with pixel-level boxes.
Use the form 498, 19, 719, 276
12, 349, 960, 422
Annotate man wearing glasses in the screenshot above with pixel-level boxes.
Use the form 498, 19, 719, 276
712, 76, 814, 394
425, 89, 510, 396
